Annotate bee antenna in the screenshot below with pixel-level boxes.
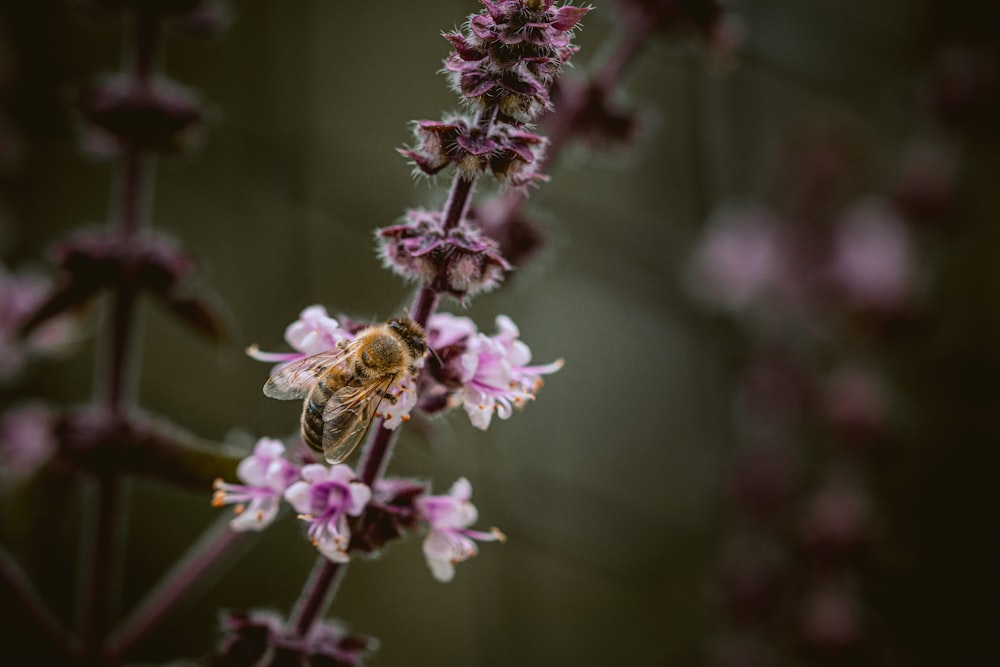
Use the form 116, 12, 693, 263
428, 344, 443, 366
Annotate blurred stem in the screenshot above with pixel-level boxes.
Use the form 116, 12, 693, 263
79, 11, 162, 664
79, 474, 122, 664
0, 544, 81, 660
107, 515, 252, 660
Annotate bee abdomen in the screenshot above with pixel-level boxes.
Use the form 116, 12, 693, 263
301, 383, 331, 455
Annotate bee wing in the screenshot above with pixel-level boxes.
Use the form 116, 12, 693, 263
320, 375, 395, 464
263, 344, 356, 400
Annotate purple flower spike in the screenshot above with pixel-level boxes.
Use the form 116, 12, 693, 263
212, 438, 301, 532
284, 464, 372, 562
402, 116, 547, 186
417, 477, 505, 582
377, 209, 511, 300
443, 0, 591, 121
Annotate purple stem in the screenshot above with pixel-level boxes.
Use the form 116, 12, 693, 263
0, 545, 81, 660
288, 557, 348, 638
106, 516, 251, 660
79, 472, 122, 664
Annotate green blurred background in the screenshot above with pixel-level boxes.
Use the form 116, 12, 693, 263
1, 0, 999, 665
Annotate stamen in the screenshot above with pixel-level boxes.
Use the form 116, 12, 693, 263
233, 504, 245, 515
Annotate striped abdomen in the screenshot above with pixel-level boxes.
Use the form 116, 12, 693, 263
301, 375, 338, 455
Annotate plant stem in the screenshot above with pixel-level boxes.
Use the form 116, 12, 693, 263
79, 11, 162, 664
0, 545, 81, 660
79, 473, 122, 664
106, 515, 252, 660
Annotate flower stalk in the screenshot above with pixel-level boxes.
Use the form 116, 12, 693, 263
106, 514, 252, 661
279, 0, 589, 641
78, 12, 162, 661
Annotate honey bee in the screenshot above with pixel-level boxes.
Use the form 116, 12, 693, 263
262, 318, 427, 464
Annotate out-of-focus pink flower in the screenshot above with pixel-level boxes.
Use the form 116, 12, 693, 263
686, 206, 792, 313
212, 438, 301, 532
822, 364, 888, 440
0, 263, 77, 381
800, 472, 870, 551
284, 463, 371, 562
829, 198, 916, 312
416, 477, 504, 582
0, 402, 57, 480
801, 579, 862, 648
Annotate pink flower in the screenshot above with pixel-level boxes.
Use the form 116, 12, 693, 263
0, 262, 77, 382
456, 315, 563, 430
417, 477, 505, 582
381, 374, 419, 431
427, 312, 479, 350
284, 464, 371, 562
0, 402, 57, 480
212, 438, 301, 532
686, 205, 791, 312
248, 305, 353, 364
829, 198, 916, 312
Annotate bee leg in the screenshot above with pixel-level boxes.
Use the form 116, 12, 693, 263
379, 390, 399, 405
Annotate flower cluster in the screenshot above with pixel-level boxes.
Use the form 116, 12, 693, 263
425, 312, 564, 430
212, 438, 372, 563
444, 0, 591, 120
377, 209, 511, 300
249, 305, 562, 432
212, 438, 301, 532
213, 439, 503, 579
417, 477, 505, 582
686, 197, 917, 322
401, 116, 547, 186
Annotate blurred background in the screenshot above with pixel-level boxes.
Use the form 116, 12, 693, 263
1, 0, 998, 665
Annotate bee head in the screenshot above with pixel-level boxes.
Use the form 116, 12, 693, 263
388, 318, 427, 359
